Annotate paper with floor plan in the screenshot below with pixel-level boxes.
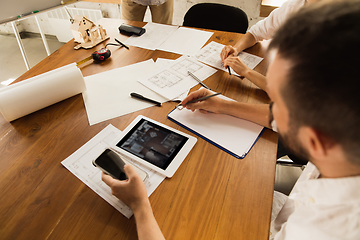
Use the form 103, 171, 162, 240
155, 58, 190, 101
61, 124, 166, 219
138, 56, 217, 100
157, 27, 214, 56
83, 59, 168, 125
123, 22, 179, 50
194, 41, 263, 76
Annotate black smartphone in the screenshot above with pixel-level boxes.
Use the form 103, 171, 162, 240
92, 148, 128, 181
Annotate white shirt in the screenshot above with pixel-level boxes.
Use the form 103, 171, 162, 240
131, 0, 167, 6
270, 162, 360, 240
248, 0, 305, 42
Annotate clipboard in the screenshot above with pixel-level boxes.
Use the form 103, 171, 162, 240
167, 96, 264, 159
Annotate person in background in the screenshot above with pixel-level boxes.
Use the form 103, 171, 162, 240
121, 0, 173, 25
103, 1, 360, 239
222, 0, 324, 164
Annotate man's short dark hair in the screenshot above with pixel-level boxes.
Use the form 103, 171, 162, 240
269, 0, 360, 164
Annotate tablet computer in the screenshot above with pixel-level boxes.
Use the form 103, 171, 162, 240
111, 115, 197, 177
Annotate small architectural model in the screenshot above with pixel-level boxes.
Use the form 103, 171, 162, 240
70, 15, 109, 50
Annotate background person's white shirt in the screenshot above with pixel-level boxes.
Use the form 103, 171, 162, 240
248, 0, 305, 42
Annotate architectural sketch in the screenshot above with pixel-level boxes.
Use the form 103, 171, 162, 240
194, 41, 263, 75
138, 56, 217, 100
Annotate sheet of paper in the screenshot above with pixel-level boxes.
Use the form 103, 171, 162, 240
97, 18, 126, 38
83, 59, 168, 125
157, 27, 214, 56
194, 41, 263, 76
123, 22, 179, 50
61, 124, 166, 219
155, 58, 190, 101
155, 57, 175, 67
168, 92, 264, 159
138, 56, 217, 100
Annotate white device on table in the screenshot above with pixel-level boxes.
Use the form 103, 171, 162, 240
111, 115, 197, 178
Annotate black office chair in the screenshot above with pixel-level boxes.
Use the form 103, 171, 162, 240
183, 3, 249, 34
277, 140, 308, 167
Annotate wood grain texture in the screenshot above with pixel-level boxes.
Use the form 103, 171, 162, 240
0, 20, 277, 240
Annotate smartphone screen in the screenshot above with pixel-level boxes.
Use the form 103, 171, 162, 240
93, 149, 128, 180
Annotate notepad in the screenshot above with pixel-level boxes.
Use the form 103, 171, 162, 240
167, 94, 264, 159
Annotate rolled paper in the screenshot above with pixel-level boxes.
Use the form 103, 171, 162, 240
0, 63, 86, 122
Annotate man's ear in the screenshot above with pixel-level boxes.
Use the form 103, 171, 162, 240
299, 127, 335, 159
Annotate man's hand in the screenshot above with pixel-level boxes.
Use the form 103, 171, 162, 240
181, 89, 226, 114
102, 165, 149, 212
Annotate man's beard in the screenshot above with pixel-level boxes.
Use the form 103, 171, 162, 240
278, 127, 310, 163
269, 102, 310, 163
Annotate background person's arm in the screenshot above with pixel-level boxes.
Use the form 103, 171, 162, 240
220, 32, 257, 62
224, 56, 267, 91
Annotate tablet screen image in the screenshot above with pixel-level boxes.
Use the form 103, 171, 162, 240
116, 119, 188, 170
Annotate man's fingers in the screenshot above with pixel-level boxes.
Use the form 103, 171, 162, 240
102, 172, 115, 186
123, 165, 141, 180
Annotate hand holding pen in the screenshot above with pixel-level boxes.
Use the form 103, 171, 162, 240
178, 89, 223, 113
223, 56, 248, 79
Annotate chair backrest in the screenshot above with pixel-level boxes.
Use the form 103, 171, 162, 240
183, 3, 249, 34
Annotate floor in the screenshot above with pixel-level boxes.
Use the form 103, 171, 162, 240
0, 32, 303, 195
0, 33, 65, 88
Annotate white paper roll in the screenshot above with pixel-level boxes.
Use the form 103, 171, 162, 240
0, 63, 86, 122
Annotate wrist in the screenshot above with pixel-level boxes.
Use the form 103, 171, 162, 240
131, 198, 151, 215
243, 69, 253, 78
218, 99, 233, 115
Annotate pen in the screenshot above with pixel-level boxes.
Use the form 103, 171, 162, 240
227, 66, 231, 75
115, 38, 129, 50
130, 92, 161, 107
176, 92, 221, 109
187, 71, 210, 90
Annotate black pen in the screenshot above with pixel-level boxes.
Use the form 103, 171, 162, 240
176, 92, 221, 109
130, 93, 161, 107
115, 38, 129, 50
227, 66, 231, 75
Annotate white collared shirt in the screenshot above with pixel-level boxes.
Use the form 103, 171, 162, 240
270, 162, 360, 240
248, 0, 305, 42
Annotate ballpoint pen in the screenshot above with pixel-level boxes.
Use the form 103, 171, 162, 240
176, 92, 221, 110
130, 92, 161, 107
115, 38, 129, 50
187, 71, 210, 90
227, 66, 231, 75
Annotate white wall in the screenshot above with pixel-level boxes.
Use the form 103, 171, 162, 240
0, 0, 263, 37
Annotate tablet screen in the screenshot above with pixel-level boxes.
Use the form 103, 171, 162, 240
116, 118, 188, 170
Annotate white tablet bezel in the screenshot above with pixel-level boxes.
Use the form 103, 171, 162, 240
110, 115, 197, 178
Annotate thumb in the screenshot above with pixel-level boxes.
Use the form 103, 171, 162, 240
123, 164, 140, 179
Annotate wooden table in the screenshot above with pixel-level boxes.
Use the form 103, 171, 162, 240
0, 19, 277, 240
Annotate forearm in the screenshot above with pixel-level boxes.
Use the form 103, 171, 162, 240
243, 69, 267, 91
219, 100, 271, 128
133, 201, 165, 240
233, 32, 257, 53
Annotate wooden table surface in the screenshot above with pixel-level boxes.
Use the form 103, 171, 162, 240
0, 19, 277, 240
